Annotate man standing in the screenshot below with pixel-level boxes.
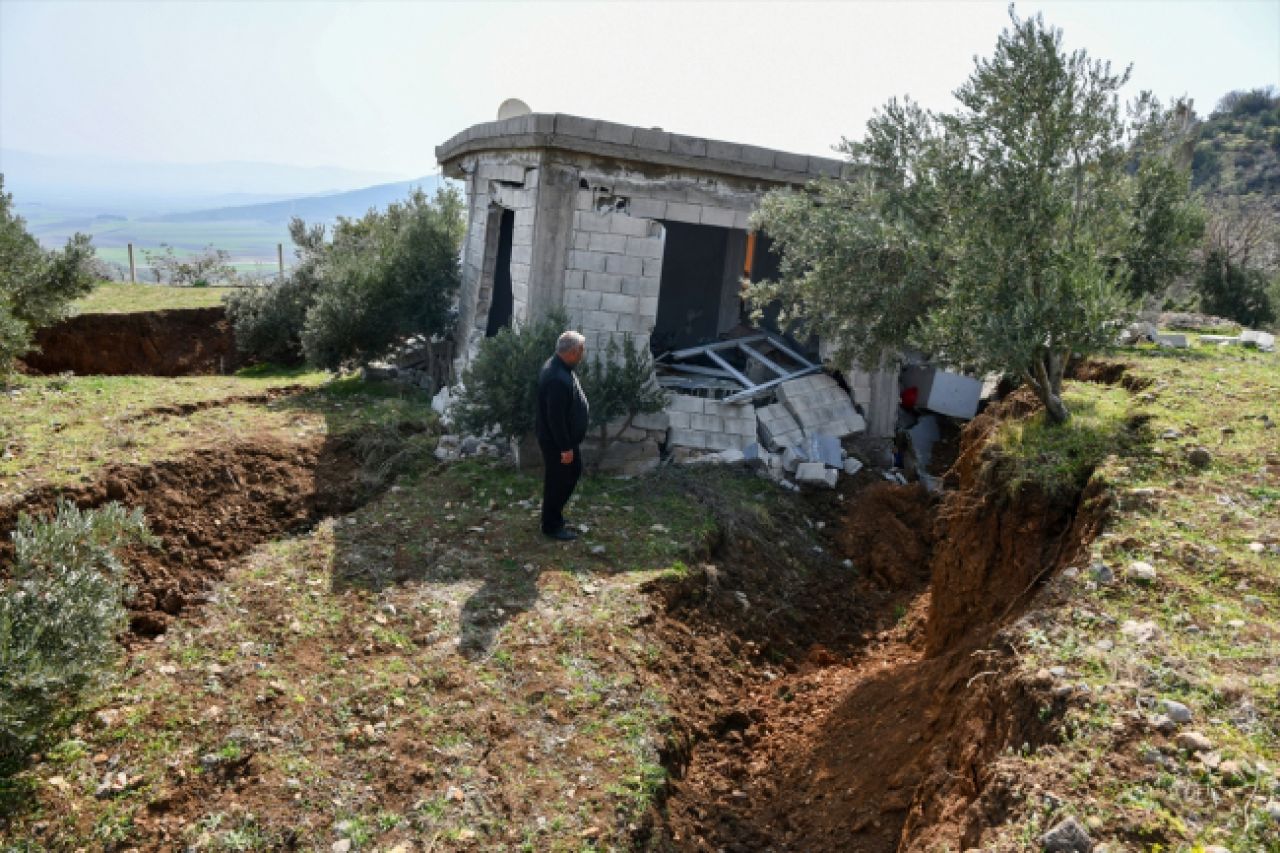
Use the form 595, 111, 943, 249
536, 331, 589, 540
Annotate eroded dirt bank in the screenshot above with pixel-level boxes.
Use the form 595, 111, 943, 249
646, 392, 1112, 852
23, 307, 238, 376
0, 437, 363, 637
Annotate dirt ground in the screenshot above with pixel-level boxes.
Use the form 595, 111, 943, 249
6, 339, 1196, 851
22, 307, 238, 376
0, 436, 366, 638
645, 393, 1111, 853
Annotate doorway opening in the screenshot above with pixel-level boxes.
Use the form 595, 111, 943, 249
484, 208, 515, 337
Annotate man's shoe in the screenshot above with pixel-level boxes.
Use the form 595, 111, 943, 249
544, 527, 578, 541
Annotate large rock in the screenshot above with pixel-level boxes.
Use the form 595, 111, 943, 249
1040, 816, 1092, 852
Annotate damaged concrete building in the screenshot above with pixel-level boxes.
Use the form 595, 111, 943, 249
436, 111, 902, 474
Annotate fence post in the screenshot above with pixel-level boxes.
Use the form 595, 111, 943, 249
128, 243, 136, 284
277, 243, 284, 278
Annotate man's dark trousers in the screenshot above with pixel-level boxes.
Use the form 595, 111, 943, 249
539, 441, 582, 534
536, 352, 590, 535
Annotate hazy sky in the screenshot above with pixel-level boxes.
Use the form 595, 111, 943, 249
2, 0, 1277, 180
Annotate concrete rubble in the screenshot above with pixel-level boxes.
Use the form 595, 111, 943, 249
775, 374, 866, 437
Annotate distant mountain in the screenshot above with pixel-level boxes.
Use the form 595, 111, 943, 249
0, 148, 406, 212
155, 176, 447, 225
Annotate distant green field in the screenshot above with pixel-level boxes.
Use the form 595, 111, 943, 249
72, 282, 238, 314
33, 217, 294, 280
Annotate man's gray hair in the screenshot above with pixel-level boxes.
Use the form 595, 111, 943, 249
556, 330, 586, 354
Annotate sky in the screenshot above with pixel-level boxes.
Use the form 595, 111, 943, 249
1, 0, 1277, 182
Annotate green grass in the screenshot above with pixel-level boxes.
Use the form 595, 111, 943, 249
0, 368, 444, 497
72, 282, 237, 314
993, 341, 1280, 851
990, 384, 1138, 497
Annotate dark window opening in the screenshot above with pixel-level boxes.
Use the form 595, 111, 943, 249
485, 208, 515, 337
651, 221, 740, 353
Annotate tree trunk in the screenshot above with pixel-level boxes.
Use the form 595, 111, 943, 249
1042, 389, 1071, 424
1025, 356, 1072, 425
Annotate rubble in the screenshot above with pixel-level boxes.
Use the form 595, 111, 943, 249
756, 402, 805, 451
900, 365, 982, 420
1241, 329, 1276, 351
794, 462, 838, 488
776, 374, 866, 437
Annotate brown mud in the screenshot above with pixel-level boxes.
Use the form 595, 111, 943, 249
645, 390, 1112, 852
0, 436, 364, 637
23, 307, 239, 376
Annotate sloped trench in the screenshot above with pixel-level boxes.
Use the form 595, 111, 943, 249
0, 435, 374, 638
640, 390, 1115, 852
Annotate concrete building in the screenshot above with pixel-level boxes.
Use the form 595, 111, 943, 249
436, 112, 898, 467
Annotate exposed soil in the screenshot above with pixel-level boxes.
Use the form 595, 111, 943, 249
22, 307, 239, 376
1067, 357, 1155, 391
645, 391, 1109, 852
118, 385, 308, 423
0, 436, 364, 637
925, 390, 1113, 656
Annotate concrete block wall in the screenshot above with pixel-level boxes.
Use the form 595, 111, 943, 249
757, 402, 805, 450
455, 153, 542, 365
562, 192, 666, 354
560, 163, 760, 355
665, 394, 757, 451
776, 374, 866, 438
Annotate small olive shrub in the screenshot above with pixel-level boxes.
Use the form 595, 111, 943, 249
0, 500, 151, 764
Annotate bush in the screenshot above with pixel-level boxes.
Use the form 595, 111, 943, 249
224, 219, 327, 365
1197, 250, 1277, 328
226, 187, 464, 370
0, 501, 152, 765
452, 310, 566, 441
142, 243, 236, 286
579, 335, 668, 470
0, 175, 97, 376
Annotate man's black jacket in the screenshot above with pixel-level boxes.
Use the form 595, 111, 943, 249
536, 355, 590, 452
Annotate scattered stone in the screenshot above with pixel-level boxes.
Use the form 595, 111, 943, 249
1154, 333, 1189, 348
1094, 639, 1115, 652
1140, 747, 1164, 765
1039, 816, 1092, 852
1175, 731, 1214, 753
1248, 542, 1265, 554
331, 841, 352, 853
1161, 700, 1193, 724
590, 545, 606, 556
1150, 714, 1177, 735
1264, 801, 1280, 821
1049, 666, 1068, 678
1187, 446, 1213, 469
1202, 846, 1231, 853
843, 457, 864, 476
1126, 561, 1157, 584
1120, 620, 1159, 643
1091, 562, 1115, 584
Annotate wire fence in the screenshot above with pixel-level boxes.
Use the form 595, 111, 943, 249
96, 242, 291, 286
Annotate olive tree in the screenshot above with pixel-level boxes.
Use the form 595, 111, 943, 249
226, 187, 465, 370
0, 176, 97, 375
750, 9, 1200, 423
